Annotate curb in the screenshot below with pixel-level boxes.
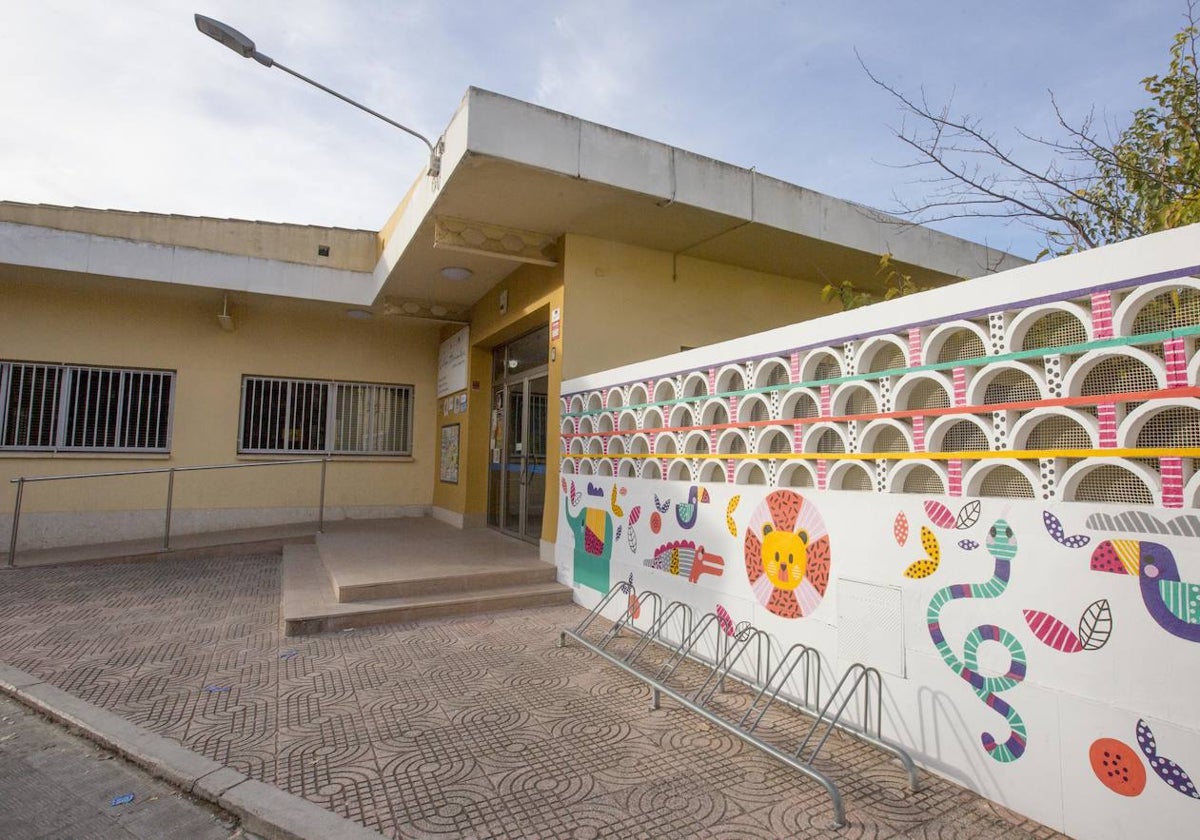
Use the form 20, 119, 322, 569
0, 662, 385, 840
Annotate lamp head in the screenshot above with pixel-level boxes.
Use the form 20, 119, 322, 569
194, 14, 273, 67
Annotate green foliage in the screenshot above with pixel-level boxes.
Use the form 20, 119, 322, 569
1051, 15, 1200, 253
820, 253, 930, 311
867, 2, 1200, 260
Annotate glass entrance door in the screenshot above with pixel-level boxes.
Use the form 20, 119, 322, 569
495, 374, 548, 543
487, 326, 549, 544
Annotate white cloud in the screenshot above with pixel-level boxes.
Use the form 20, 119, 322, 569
1, 0, 1191, 256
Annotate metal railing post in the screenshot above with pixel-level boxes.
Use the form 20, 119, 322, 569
7, 477, 24, 568
163, 468, 175, 550
318, 458, 328, 533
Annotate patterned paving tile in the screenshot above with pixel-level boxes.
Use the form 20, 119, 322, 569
0, 552, 1068, 839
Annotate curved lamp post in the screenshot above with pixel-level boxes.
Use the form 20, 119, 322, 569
194, 14, 441, 178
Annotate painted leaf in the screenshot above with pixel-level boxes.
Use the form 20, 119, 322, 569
958, 539, 980, 551
904, 558, 939, 579
894, 511, 909, 546
924, 500, 956, 529
726, 495, 741, 537
628, 506, 642, 526
1044, 510, 1091, 548
654, 494, 671, 513
715, 604, 735, 636
1022, 609, 1085, 653
1137, 719, 1200, 799
627, 526, 638, 553
955, 499, 981, 530
618, 572, 634, 594
615, 524, 623, 542
611, 486, 624, 518
561, 477, 567, 494
920, 526, 941, 564
1090, 737, 1146, 797
1078, 599, 1113, 651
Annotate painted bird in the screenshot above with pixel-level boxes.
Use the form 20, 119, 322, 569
1091, 539, 1200, 643
675, 485, 709, 529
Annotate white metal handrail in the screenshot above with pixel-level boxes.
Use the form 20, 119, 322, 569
6, 458, 330, 567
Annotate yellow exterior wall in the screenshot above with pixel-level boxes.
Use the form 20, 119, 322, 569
561, 234, 838, 379
0, 202, 378, 272
1, 265, 439, 530
432, 260, 564, 544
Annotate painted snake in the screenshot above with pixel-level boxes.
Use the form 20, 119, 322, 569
926, 518, 1029, 763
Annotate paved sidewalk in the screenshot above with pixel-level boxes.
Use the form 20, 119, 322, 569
0, 693, 241, 840
0, 553, 1066, 839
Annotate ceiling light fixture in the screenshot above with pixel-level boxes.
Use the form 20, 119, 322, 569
346, 309, 373, 320
440, 266, 473, 281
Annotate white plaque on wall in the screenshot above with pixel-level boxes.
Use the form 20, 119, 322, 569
437, 327, 469, 397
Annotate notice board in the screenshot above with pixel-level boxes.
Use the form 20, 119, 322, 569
437, 327, 469, 397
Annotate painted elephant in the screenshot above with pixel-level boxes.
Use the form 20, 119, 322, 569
565, 504, 613, 594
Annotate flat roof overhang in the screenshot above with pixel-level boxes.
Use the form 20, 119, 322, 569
373, 88, 1027, 313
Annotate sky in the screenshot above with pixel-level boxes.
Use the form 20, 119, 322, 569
2, 1, 1193, 260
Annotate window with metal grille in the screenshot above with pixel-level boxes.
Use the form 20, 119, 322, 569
239, 376, 412, 455
0, 361, 173, 452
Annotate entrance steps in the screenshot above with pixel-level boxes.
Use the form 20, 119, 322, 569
280, 518, 572, 635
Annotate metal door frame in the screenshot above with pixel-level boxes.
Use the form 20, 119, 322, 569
494, 365, 548, 543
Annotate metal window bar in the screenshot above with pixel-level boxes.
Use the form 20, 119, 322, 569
6, 457, 329, 567
0, 363, 169, 453
241, 376, 412, 456
740, 643, 821, 735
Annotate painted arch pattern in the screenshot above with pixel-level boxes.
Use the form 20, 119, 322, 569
561, 278, 1200, 508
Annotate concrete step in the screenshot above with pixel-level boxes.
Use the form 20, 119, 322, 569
316, 524, 557, 603
333, 561, 558, 603
281, 544, 573, 636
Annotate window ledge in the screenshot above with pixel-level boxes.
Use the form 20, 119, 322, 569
235, 454, 416, 464
0, 451, 171, 461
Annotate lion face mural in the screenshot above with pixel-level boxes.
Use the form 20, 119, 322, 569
744, 490, 830, 618
761, 523, 808, 591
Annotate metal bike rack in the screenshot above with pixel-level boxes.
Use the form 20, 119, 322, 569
560, 583, 921, 829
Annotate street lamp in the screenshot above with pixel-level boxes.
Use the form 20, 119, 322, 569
193, 14, 441, 178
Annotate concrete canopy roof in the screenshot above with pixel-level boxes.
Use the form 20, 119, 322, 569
374, 87, 1026, 313
0, 88, 1024, 314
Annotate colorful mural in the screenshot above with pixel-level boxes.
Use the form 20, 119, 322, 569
1023, 599, 1113, 653
642, 540, 724, 583
926, 519, 1028, 763
743, 490, 830, 618
1137, 718, 1200, 799
1090, 737, 1147, 797
1092, 540, 1200, 642
564, 499, 613, 594
556, 243, 1200, 840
